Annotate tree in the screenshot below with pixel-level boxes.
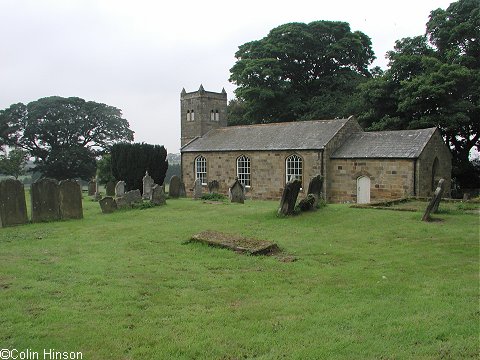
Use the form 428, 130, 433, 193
96, 154, 116, 185
0, 148, 28, 179
0, 96, 134, 180
111, 143, 168, 193
229, 21, 375, 124
357, 0, 479, 189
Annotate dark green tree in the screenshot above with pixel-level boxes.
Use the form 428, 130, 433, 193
111, 143, 168, 193
96, 154, 116, 184
358, 0, 479, 189
0, 148, 28, 179
0, 96, 134, 180
229, 21, 375, 124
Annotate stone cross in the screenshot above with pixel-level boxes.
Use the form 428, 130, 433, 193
142, 171, 154, 200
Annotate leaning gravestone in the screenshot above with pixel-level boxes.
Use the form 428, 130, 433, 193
124, 189, 142, 205
115, 181, 126, 197
278, 179, 302, 216
169, 175, 181, 198
193, 179, 203, 199
105, 181, 116, 196
229, 178, 245, 204
422, 178, 445, 222
88, 179, 96, 196
59, 179, 83, 219
0, 179, 28, 227
307, 175, 324, 207
31, 178, 61, 223
150, 184, 166, 205
99, 197, 117, 214
208, 180, 220, 194
142, 171, 154, 200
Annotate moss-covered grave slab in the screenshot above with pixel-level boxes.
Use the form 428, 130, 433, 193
190, 230, 280, 255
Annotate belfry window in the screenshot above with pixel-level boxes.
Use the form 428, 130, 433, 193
237, 155, 251, 187
215, 110, 220, 121
190, 110, 195, 121
286, 154, 303, 184
210, 110, 215, 121
195, 156, 207, 185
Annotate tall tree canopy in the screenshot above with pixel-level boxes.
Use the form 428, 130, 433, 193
111, 143, 168, 193
229, 21, 375, 124
0, 96, 134, 180
358, 0, 479, 189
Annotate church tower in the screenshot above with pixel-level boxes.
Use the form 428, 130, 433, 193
180, 85, 227, 147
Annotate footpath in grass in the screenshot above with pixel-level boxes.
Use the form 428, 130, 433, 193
0, 197, 478, 359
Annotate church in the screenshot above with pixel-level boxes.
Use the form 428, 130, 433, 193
180, 86, 452, 203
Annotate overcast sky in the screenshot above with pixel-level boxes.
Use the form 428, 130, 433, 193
0, 0, 454, 154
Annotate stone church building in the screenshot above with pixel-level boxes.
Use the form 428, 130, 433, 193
180, 86, 452, 203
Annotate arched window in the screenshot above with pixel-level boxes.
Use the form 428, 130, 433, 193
190, 110, 195, 121
195, 156, 207, 185
432, 157, 439, 191
186, 110, 190, 122
210, 110, 215, 121
285, 154, 303, 184
215, 110, 220, 121
237, 155, 251, 187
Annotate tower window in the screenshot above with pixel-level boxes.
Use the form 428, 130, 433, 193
190, 110, 195, 121
195, 155, 207, 185
215, 110, 220, 121
186, 110, 190, 122
286, 154, 303, 185
237, 155, 251, 187
210, 110, 215, 121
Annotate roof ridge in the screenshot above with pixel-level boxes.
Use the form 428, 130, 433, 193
219, 118, 348, 130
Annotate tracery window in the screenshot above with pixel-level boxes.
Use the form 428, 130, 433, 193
236, 155, 251, 187
195, 156, 207, 185
285, 154, 303, 184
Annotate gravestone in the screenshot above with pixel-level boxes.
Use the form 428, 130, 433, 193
105, 181, 116, 196
31, 178, 61, 223
59, 179, 83, 219
99, 197, 117, 214
193, 179, 203, 199
229, 178, 245, 204
0, 179, 28, 227
208, 180, 220, 194
169, 175, 181, 198
307, 175, 324, 207
150, 184, 166, 205
278, 179, 302, 216
115, 181, 126, 197
93, 179, 101, 201
422, 178, 445, 221
298, 194, 316, 211
88, 179, 96, 196
179, 182, 186, 198
115, 196, 129, 209
124, 189, 142, 205
142, 171, 154, 200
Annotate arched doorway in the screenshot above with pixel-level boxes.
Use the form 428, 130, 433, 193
357, 176, 371, 204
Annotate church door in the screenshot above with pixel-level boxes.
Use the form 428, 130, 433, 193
357, 176, 371, 204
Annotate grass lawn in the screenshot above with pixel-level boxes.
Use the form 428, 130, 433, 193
0, 197, 478, 359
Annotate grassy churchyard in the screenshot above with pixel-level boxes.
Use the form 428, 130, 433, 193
0, 195, 478, 359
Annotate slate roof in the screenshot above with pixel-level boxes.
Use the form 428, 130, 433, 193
331, 128, 437, 159
181, 119, 350, 152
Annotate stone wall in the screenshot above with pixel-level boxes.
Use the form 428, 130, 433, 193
416, 129, 452, 197
323, 116, 363, 200
328, 158, 415, 203
182, 150, 322, 200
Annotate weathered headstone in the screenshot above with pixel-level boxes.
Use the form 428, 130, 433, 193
59, 179, 83, 219
0, 179, 28, 227
150, 184, 166, 205
179, 182, 186, 198
169, 175, 181, 198
105, 181, 116, 197
115, 196, 129, 209
142, 171, 154, 200
307, 175, 324, 207
31, 178, 61, 223
208, 180, 220, 194
422, 178, 445, 221
298, 194, 316, 211
229, 178, 245, 204
93, 179, 101, 201
193, 179, 203, 199
278, 179, 302, 215
99, 197, 117, 214
115, 181, 126, 197
124, 189, 142, 205
88, 179, 96, 196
